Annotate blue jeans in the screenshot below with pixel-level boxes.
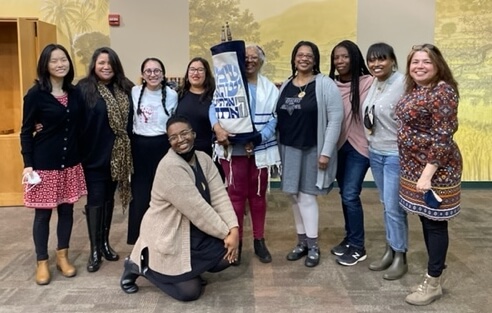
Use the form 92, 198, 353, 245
336, 141, 370, 249
369, 151, 408, 252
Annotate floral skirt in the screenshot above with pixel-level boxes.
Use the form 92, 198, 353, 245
24, 163, 87, 209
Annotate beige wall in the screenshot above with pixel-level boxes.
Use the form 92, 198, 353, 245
109, 0, 190, 83
357, 0, 435, 68
110, 0, 436, 83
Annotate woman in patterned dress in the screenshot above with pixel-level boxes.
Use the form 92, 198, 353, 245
20, 44, 87, 285
396, 44, 462, 306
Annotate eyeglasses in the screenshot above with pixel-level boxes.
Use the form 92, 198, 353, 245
143, 68, 163, 76
412, 44, 435, 51
188, 67, 205, 74
246, 55, 259, 62
296, 53, 314, 60
168, 129, 194, 143
364, 105, 374, 133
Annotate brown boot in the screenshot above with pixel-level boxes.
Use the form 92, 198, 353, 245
36, 260, 51, 285
405, 273, 442, 306
56, 249, 77, 277
410, 266, 447, 292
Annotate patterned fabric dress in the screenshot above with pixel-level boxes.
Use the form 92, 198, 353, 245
395, 83, 462, 220
24, 94, 87, 209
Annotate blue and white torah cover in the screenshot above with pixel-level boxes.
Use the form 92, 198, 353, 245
211, 40, 256, 144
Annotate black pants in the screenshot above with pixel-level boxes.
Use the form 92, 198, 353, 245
33, 204, 74, 261
145, 258, 230, 302
127, 134, 169, 244
420, 215, 449, 277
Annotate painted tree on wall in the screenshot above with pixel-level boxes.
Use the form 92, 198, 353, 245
435, 0, 492, 180
189, 0, 283, 79
41, 0, 109, 76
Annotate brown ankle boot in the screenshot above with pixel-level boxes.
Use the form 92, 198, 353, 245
56, 249, 77, 277
405, 273, 442, 305
36, 260, 51, 285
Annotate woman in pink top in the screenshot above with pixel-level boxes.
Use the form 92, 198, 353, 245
328, 40, 373, 266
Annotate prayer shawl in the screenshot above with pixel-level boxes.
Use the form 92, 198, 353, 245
253, 74, 281, 169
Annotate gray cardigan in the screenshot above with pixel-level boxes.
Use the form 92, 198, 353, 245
363, 71, 405, 153
279, 74, 344, 189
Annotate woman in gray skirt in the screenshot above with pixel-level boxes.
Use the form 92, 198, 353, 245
276, 41, 343, 267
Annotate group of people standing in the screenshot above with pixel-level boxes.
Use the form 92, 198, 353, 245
20, 38, 462, 306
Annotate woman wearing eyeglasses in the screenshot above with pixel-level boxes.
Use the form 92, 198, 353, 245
175, 57, 216, 157
362, 43, 407, 280
120, 116, 239, 302
396, 44, 462, 306
127, 57, 178, 245
276, 41, 343, 268
328, 40, 372, 267
213, 45, 280, 265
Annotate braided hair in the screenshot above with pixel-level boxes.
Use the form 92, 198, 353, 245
328, 40, 371, 123
290, 41, 321, 78
137, 57, 169, 116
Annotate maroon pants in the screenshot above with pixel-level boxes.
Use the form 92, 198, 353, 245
221, 156, 268, 240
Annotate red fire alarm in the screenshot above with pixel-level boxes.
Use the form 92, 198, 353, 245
108, 14, 120, 26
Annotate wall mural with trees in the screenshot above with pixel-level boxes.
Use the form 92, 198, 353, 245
188, 0, 356, 83
40, 0, 110, 79
435, 0, 492, 180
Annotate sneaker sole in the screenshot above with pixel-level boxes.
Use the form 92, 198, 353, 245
330, 245, 349, 256
331, 250, 345, 256
336, 254, 367, 266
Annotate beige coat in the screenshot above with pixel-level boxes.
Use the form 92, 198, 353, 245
130, 150, 238, 275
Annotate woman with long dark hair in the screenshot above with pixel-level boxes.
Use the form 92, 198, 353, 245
328, 40, 373, 267
127, 57, 177, 245
175, 57, 216, 156
78, 47, 134, 272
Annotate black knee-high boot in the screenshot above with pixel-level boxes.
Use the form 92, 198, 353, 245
85, 205, 103, 272
101, 200, 119, 261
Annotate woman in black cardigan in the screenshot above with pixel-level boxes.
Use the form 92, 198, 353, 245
20, 44, 87, 285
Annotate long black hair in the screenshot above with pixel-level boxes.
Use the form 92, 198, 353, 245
290, 41, 321, 78
177, 57, 215, 103
36, 44, 74, 91
137, 57, 169, 116
329, 40, 371, 122
78, 47, 134, 108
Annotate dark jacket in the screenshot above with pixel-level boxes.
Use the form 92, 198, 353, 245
77, 80, 133, 181
20, 83, 84, 170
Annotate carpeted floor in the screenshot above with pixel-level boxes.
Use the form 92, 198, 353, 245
0, 188, 490, 313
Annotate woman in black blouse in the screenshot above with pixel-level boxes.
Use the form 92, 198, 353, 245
175, 57, 216, 156
20, 44, 87, 285
78, 47, 134, 272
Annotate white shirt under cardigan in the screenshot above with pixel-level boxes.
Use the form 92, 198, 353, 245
131, 85, 178, 136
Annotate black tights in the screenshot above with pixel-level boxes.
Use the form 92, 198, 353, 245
33, 203, 74, 261
420, 215, 448, 277
146, 258, 231, 302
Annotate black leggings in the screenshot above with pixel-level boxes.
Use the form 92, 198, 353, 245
33, 203, 74, 261
420, 215, 449, 277
145, 258, 230, 302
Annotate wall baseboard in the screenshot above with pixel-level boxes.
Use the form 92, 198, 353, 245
270, 181, 492, 189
